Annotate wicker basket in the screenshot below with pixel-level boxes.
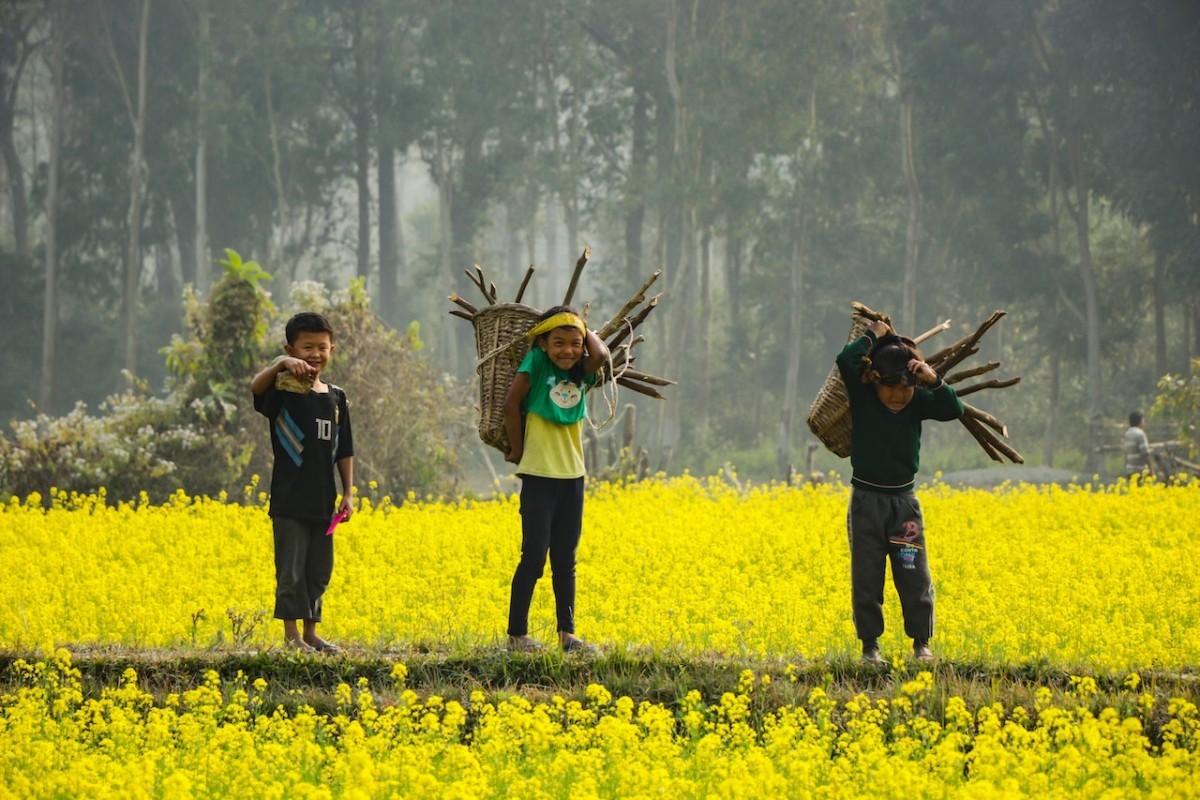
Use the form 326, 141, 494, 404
472, 303, 542, 453
806, 313, 873, 458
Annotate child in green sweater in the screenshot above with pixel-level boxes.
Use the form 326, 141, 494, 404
835, 318, 964, 664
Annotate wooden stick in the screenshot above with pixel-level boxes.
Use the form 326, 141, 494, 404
616, 376, 667, 399
619, 369, 676, 387
954, 377, 1022, 398
930, 310, 1005, 374
960, 416, 1002, 463
913, 319, 951, 346
448, 293, 478, 315
606, 295, 660, 348
465, 267, 493, 305
563, 247, 591, 306
850, 301, 890, 326
515, 266, 534, 303
488, 281, 498, 304
449, 309, 475, 322
945, 361, 1000, 384
963, 403, 1008, 437
597, 271, 662, 340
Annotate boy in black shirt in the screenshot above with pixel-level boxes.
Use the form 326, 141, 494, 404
251, 312, 354, 653
835, 318, 963, 665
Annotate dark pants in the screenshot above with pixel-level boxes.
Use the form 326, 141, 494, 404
272, 516, 334, 621
846, 487, 935, 642
507, 475, 584, 636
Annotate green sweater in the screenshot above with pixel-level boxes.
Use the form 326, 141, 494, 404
835, 331, 964, 493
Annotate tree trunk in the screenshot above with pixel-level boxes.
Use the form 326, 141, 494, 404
1043, 344, 1060, 467
378, 142, 399, 324
624, 86, 648, 287
893, 39, 922, 334
1153, 248, 1166, 378
696, 221, 711, 449
0, 110, 28, 259
194, 0, 210, 294
352, 5, 371, 283
777, 216, 806, 476
1065, 132, 1103, 473
39, 14, 64, 412
122, 0, 151, 377
0, 5, 34, 260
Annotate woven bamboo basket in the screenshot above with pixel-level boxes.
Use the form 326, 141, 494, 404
806, 312, 875, 458
472, 303, 542, 453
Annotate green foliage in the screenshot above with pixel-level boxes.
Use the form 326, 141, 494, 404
1152, 359, 1200, 458
1, 253, 467, 502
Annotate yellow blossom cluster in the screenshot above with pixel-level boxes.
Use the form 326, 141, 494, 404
1, 650, 1197, 798
1, 477, 1197, 668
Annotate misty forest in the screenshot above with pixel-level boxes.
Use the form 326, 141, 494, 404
0, 0, 1198, 500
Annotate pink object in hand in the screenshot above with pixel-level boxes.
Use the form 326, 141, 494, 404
326, 508, 349, 536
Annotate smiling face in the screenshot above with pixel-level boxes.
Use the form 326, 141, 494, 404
541, 326, 584, 371
285, 330, 334, 375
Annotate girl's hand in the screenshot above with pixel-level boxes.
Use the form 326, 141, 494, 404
867, 319, 889, 338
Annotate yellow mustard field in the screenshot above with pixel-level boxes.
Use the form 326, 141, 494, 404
1, 650, 1198, 799
1, 476, 1197, 668
2, 477, 1199, 798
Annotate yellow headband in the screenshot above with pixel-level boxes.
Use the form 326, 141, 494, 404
526, 312, 586, 340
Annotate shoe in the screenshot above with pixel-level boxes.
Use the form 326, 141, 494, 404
861, 640, 886, 666
561, 635, 598, 654
913, 640, 935, 663
507, 635, 544, 652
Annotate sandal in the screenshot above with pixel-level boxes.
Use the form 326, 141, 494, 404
307, 638, 342, 655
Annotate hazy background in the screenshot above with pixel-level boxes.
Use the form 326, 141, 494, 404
1, 0, 1197, 487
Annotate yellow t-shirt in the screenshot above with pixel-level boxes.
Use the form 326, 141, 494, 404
517, 412, 585, 478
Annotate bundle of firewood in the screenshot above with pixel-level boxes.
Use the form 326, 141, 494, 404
808, 301, 1023, 464
449, 248, 674, 454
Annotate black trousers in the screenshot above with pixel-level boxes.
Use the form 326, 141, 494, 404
272, 516, 334, 621
846, 487, 935, 642
507, 475, 585, 636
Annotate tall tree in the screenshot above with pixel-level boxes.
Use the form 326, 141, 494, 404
0, 1, 42, 260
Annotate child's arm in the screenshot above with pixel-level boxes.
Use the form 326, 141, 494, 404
581, 328, 610, 377
502, 373, 532, 464
249, 355, 317, 395
909, 357, 965, 420
336, 456, 354, 519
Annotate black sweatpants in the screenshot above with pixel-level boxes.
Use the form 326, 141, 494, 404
846, 487, 935, 642
507, 475, 584, 637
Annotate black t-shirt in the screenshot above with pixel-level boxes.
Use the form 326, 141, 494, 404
254, 384, 354, 520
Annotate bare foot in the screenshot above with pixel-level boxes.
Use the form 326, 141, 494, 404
285, 637, 316, 653
303, 636, 341, 654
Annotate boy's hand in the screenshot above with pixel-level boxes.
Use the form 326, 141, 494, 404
282, 356, 318, 378
908, 358, 940, 386
337, 496, 353, 521
505, 445, 523, 465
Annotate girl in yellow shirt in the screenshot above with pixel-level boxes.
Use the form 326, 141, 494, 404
502, 306, 609, 653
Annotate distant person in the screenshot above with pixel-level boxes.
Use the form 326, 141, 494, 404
250, 311, 354, 654
835, 318, 965, 665
1122, 411, 1153, 480
502, 305, 609, 654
